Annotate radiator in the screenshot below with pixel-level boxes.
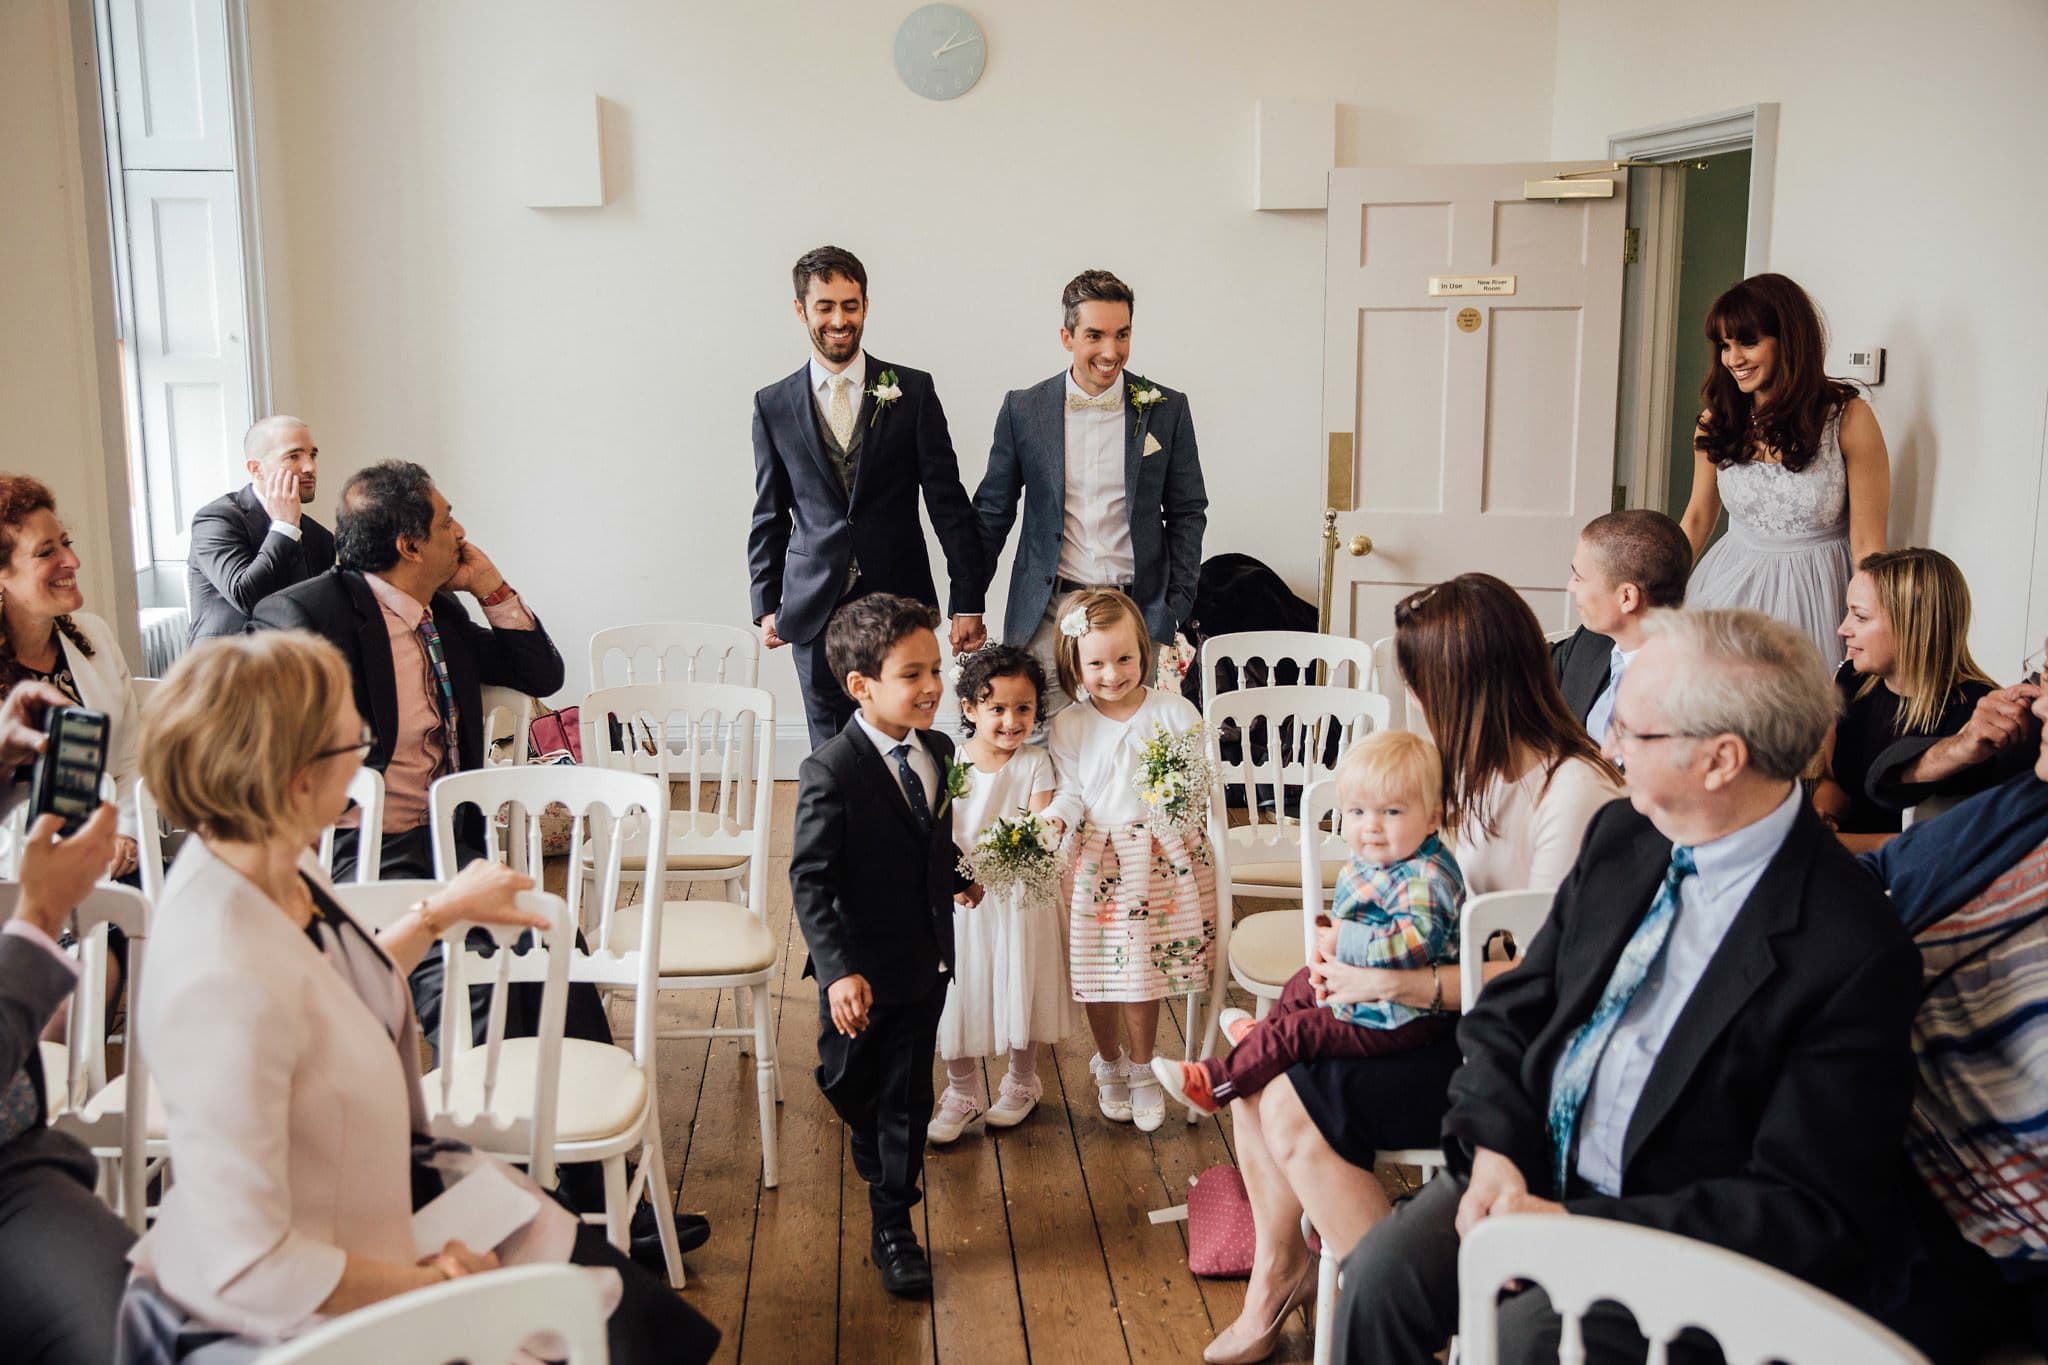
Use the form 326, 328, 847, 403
139, 607, 190, 678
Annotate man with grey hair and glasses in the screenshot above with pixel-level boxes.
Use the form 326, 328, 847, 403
1337, 608, 1922, 1364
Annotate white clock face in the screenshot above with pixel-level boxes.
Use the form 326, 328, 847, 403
893, 3, 986, 102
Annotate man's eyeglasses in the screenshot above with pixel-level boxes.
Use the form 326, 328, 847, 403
1604, 717, 1691, 748
309, 726, 375, 763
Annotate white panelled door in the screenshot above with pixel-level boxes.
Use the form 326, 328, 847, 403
124, 169, 250, 563
1323, 164, 1628, 642
105, 0, 236, 171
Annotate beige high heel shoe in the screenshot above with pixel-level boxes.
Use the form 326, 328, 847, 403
1201, 1257, 1318, 1364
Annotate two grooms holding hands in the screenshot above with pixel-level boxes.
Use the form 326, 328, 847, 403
750, 252, 1207, 748
974, 270, 1207, 716
749, 246, 990, 748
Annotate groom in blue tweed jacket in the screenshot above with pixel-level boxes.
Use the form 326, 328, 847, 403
973, 270, 1208, 715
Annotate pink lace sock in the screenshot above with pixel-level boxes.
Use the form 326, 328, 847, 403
1006, 1047, 1039, 1083
944, 1057, 984, 1103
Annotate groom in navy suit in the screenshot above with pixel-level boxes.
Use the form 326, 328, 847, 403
973, 270, 1207, 716
748, 246, 989, 749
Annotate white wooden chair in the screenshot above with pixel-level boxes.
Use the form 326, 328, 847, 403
1459, 889, 1553, 1011
589, 622, 761, 689
1367, 635, 1416, 734
1457, 1214, 1930, 1365
578, 682, 781, 1186
1202, 633, 1377, 899
416, 888, 574, 1192
314, 766, 386, 884
580, 630, 763, 908
480, 685, 533, 767
1207, 687, 1390, 1045
133, 777, 185, 903
263, 1263, 612, 1365
0, 881, 157, 1231
1199, 630, 1373, 705
424, 766, 690, 1288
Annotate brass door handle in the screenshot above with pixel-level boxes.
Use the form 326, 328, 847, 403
1348, 535, 1374, 557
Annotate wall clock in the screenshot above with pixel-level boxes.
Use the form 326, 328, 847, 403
893, 4, 986, 101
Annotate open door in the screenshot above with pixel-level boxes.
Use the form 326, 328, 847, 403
1322, 163, 1629, 642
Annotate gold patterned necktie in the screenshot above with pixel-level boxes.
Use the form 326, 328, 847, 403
828, 375, 856, 449
1066, 389, 1121, 412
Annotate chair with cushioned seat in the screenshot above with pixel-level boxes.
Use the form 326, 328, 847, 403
1202, 687, 1390, 1078
424, 766, 693, 1287
577, 682, 783, 1165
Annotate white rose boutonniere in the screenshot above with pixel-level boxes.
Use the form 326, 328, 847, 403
1127, 374, 1167, 453
867, 369, 903, 429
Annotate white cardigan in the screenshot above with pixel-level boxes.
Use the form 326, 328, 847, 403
0, 610, 140, 872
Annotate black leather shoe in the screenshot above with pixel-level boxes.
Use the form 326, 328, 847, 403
628, 1207, 712, 1273
873, 1227, 933, 1296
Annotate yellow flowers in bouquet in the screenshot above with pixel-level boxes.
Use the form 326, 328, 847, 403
1134, 723, 1211, 835
957, 808, 1065, 901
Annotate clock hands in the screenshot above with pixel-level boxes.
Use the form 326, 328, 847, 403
932, 31, 981, 58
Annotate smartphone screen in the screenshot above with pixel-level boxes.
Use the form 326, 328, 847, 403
27, 707, 108, 835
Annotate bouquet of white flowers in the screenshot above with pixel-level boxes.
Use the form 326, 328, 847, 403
958, 808, 1065, 900
1134, 722, 1212, 835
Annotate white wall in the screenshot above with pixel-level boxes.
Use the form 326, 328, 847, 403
0, 0, 138, 658
243, 0, 1559, 733
1552, 0, 2048, 666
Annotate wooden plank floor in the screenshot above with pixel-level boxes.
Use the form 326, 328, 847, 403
563, 782, 1415, 1363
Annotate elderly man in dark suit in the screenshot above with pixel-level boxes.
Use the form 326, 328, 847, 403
0, 681, 136, 1365
973, 269, 1207, 718
748, 245, 988, 750
185, 415, 335, 641
1337, 608, 1922, 1365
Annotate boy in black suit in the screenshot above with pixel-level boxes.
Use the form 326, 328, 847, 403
789, 594, 981, 1296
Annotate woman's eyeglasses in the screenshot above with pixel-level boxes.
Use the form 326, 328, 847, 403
309, 726, 375, 763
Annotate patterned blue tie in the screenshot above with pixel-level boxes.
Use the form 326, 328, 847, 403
414, 615, 461, 768
890, 743, 933, 832
1547, 845, 1697, 1194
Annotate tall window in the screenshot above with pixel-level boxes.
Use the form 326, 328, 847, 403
93, 0, 265, 619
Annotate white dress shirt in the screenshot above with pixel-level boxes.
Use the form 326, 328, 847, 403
1562, 783, 1802, 1196
855, 712, 935, 811
809, 351, 868, 438
249, 484, 305, 543
1057, 370, 1135, 587
1584, 644, 1638, 745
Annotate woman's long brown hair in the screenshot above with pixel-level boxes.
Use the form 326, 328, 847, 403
1695, 273, 1858, 474
0, 474, 93, 689
1394, 573, 1618, 837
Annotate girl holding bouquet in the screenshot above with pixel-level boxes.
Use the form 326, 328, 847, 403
1044, 589, 1216, 1134
930, 647, 1076, 1142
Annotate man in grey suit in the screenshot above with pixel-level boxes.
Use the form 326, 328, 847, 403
0, 681, 136, 1365
974, 270, 1207, 715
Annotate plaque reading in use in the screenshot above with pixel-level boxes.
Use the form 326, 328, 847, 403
1428, 275, 1517, 297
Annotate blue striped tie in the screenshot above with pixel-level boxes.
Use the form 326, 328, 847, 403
1547, 845, 1697, 1194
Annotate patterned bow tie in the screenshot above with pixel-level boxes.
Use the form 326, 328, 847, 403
1066, 389, 1122, 412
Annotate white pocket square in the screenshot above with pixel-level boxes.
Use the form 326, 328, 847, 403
1142, 433, 1163, 457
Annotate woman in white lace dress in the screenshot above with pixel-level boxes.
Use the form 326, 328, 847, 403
1681, 274, 1890, 667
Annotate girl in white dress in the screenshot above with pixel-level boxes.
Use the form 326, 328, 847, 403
929, 647, 1075, 1142
1043, 589, 1216, 1134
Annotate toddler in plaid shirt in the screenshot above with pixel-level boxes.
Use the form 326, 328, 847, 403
1153, 730, 1463, 1113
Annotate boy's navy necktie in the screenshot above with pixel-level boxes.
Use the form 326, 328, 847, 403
890, 743, 933, 831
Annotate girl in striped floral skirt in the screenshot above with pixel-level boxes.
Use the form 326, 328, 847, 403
1043, 589, 1215, 1134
